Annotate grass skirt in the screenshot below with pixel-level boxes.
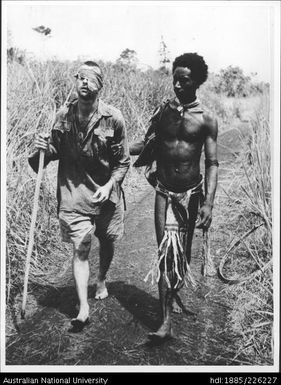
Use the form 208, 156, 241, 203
145, 182, 202, 290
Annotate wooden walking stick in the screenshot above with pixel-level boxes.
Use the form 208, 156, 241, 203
202, 228, 217, 277
21, 85, 75, 319
21, 149, 45, 319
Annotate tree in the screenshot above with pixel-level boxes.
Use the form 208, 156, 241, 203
215, 66, 251, 97
33, 25, 52, 36
158, 35, 170, 73
7, 29, 25, 64
117, 48, 138, 67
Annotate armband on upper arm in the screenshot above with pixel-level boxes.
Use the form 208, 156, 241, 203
205, 159, 219, 168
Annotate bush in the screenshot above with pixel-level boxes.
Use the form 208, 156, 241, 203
208, 66, 268, 98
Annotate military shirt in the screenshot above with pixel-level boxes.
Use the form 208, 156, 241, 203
29, 99, 130, 215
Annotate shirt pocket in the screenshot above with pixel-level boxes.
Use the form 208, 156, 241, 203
94, 125, 115, 140
94, 127, 115, 157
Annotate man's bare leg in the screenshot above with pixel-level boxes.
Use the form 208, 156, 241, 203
149, 192, 174, 340
172, 294, 182, 313
95, 237, 114, 300
154, 191, 182, 332
153, 191, 199, 320
171, 193, 200, 314
73, 251, 90, 322
149, 275, 173, 340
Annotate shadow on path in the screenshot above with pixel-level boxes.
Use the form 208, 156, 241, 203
108, 281, 160, 331
28, 280, 161, 333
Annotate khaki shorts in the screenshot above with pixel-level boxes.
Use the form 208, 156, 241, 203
59, 199, 124, 258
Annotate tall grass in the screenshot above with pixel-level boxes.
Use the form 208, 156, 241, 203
101, 63, 174, 140
6, 61, 73, 306
213, 94, 273, 364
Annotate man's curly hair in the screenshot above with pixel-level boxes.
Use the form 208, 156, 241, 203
172, 53, 208, 86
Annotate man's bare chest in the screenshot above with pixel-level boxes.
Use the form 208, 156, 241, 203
160, 112, 205, 142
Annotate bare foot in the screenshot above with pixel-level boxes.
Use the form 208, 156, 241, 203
95, 281, 108, 300
172, 297, 182, 314
71, 303, 89, 324
148, 322, 173, 343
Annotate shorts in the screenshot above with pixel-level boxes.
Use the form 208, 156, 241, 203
59, 199, 124, 258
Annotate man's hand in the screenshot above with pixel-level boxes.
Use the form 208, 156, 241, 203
196, 203, 213, 229
93, 180, 113, 203
35, 133, 50, 152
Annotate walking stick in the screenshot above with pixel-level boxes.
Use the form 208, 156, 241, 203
21, 149, 45, 319
202, 228, 217, 277
21, 85, 75, 319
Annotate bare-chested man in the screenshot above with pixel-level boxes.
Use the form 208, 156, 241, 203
130, 53, 218, 341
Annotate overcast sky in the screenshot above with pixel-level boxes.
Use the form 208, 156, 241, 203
3, 1, 280, 81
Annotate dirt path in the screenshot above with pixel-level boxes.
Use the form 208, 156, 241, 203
6, 126, 249, 366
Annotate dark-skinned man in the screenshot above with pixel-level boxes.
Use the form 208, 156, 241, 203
130, 53, 218, 341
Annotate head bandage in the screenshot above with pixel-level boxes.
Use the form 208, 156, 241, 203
75, 65, 103, 92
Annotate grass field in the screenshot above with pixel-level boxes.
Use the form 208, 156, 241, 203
5, 58, 273, 365
212, 95, 273, 364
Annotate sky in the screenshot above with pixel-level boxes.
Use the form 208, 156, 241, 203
3, 1, 280, 82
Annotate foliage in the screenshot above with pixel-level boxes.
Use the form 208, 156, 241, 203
7, 47, 26, 64
6, 60, 74, 304
210, 66, 268, 98
32, 25, 52, 36
159, 35, 171, 69
215, 66, 251, 96
117, 48, 138, 67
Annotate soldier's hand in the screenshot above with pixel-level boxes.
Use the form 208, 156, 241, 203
93, 181, 113, 203
35, 133, 50, 152
196, 204, 213, 229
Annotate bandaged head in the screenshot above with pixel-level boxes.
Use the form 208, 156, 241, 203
75, 63, 103, 92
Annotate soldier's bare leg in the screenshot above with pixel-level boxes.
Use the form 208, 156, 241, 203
95, 237, 114, 299
73, 250, 90, 322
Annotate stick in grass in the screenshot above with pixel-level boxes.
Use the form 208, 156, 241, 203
202, 229, 217, 277
21, 149, 45, 319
